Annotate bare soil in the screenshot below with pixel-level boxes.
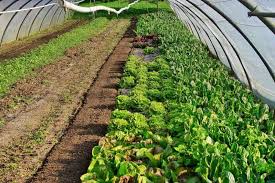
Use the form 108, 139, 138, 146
30, 18, 136, 183
0, 20, 87, 61
0, 19, 130, 183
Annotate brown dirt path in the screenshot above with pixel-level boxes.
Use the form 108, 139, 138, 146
0, 19, 130, 183
31, 19, 136, 183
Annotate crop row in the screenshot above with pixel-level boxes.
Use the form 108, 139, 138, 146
81, 11, 275, 182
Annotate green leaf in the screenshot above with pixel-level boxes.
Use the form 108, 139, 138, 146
92, 146, 101, 157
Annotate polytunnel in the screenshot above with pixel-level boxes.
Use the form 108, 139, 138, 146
168, 0, 275, 107
0, 0, 275, 182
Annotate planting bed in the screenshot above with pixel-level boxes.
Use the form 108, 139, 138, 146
81, 12, 275, 183
0, 20, 87, 61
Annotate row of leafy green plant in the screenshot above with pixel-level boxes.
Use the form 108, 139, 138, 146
81, 11, 275, 182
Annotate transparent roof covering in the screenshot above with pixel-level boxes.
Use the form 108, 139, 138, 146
169, 0, 275, 107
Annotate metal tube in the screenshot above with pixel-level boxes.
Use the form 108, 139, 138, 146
238, 0, 275, 34
248, 11, 275, 18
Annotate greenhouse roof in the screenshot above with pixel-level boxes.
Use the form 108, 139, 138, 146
169, 0, 275, 107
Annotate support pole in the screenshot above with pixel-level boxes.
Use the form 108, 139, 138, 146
157, 0, 159, 15
94, 0, 96, 19
238, 0, 275, 34
57, 0, 67, 12
248, 11, 275, 18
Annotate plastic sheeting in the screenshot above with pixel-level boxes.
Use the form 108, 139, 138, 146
168, 0, 275, 107
0, 0, 74, 44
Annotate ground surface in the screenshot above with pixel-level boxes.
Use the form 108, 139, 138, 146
0, 20, 87, 61
0, 18, 130, 183
31, 19, 136, 183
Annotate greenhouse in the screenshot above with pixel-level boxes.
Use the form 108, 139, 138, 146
0, 0, 274, 182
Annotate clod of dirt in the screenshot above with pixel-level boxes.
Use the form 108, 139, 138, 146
119, 176, 134, 183
131, 48, 144, 57
65, 48, 81, 58
118, 88, 131, 95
